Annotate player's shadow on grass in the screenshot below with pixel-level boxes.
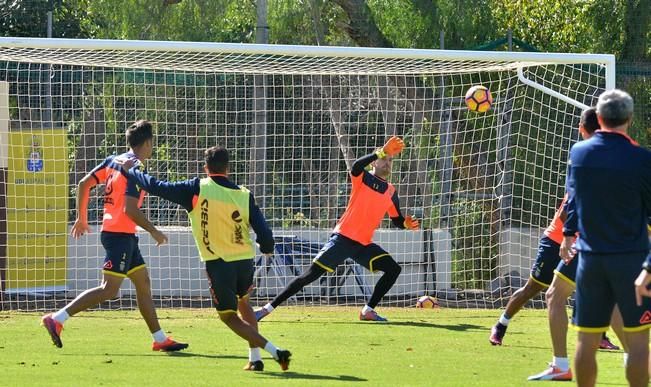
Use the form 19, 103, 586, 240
279, 320, 483, 332
259, 372, 367, 382
62, 353, 246, 360
369, 321, 485, 332
162, 352, 247, 359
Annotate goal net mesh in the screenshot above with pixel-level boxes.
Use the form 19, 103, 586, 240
0, 41, 608, 310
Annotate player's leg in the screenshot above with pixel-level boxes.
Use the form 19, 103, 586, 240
238, 273, 263, 370
123, 236, 187, 351
574, 253, 615, 387
547, 271, 575, 359
128, 266, 159, 333
256, 234, 355, 321
528, 271, 575, 380
607, 253, 651, 387
255, 263, 326, 321
623, 330, 650, 387
602, 305, 625, 352
42, 273, 123, 348
575, 331, 602, 387
239, 295, 264, 371
63, 273, 123, 316
125, 239, 160, 333
209, 259, 291, 371
490, 236, 557, 345
355, 244, 401, 322
489, 277, 545, 345
129, 267, 188, 351
42, 232, 128, 348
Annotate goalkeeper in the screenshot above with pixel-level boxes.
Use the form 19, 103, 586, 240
120, 146, 291, 372
256, 136, 420, 322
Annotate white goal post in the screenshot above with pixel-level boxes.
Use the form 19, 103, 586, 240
0, 37, 615, 310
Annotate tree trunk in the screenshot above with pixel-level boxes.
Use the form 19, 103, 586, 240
622, 0, 651, 61
75, 105, 105, 185
331, 0, 392, 47
249, 0, 269, 206
307, 0, 327, 45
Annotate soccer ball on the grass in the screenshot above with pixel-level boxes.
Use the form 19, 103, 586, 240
464, 85, 493, 113
415, 295, 439, 309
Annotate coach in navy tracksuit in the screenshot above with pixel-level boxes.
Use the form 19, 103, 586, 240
561, 89, 651, 387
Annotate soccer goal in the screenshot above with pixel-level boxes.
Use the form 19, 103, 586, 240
0, 37, 614, 311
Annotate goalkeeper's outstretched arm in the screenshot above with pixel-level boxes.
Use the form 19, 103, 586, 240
388, 191, 419, 230
350, 136, 405, 177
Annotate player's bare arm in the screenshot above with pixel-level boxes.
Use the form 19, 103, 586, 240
124, 196, 168, 246
70, 173, 97, 238
559, 235, 575, 264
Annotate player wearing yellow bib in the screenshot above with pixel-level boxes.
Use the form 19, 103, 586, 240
121, 146, 290, 372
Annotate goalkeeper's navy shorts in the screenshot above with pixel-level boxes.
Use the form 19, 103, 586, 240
101, 231, 146, 277
530, 235, 562, 287
205, 258, 254, 313
573, 251, 651, 332
313, 233, 392, 273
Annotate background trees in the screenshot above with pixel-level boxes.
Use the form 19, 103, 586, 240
2, 0, 649, 290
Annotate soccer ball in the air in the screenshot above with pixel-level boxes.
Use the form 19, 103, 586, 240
464, 85, 493, 113
415, 295, 439, 309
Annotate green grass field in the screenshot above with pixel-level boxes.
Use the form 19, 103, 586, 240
0, 307, 629, 386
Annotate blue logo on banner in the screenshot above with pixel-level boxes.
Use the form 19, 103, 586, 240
27, 140, 43, 172
27, 156, 43, 172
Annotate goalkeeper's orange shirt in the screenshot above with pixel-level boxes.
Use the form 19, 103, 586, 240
544, 193, 568, 244
90, 153, 146, 234
332, 171, 400, 246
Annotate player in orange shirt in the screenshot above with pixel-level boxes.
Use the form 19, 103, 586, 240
41, 120, 187, 352
255, 136, 420, 322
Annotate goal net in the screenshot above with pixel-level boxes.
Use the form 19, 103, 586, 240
0, 38, 614, 311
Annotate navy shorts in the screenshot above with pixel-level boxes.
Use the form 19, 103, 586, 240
530, 236, 562, 287
313, 233, 391, 273
205, 258, 254, 313
553, 253, 579, 286
573, 251, 651, 332
101, 232, 146, 277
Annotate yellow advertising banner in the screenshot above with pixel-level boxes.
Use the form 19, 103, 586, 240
6, 130, 68, 292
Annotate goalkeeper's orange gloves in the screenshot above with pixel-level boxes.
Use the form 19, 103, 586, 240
404, 215, 420, 230
379, 136, 405, 157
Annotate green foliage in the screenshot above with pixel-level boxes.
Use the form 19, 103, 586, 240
81, 0, 254, 42
367, 0, 426, 48
449, 198, 497, 289
491, 1, 596, 53
0, 0, 89, 38
267, 0, 352, 45
619, 64, 651, 147
281, 208, 313, 227
3, 0, 651, 293
367, 0, 499, 49
437, 0, 499, 49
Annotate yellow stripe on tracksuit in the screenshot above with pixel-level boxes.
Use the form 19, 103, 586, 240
570, 323, 609, 333
553, 270, 575, 286
529, 275, 551, 288
313, 259, 334, 272
368, 253, 390, 272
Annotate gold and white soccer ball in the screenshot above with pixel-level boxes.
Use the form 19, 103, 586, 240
415, 295, 439, 309
464, 85, 493, 113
